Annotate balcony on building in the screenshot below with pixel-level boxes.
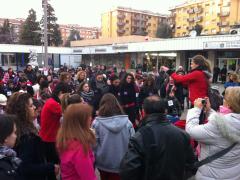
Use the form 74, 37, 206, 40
117, 21, 125, 27
117, 14, 125, 19
117, 29, 125, 34
218, 11, 230, 17
187, 8, 194, 14
132, 22, 140, 27
194, 7, 203, 14
132, 15, 141, 21
194, 16, 203, 22
187, 17, 194, 22
140, 16, 148, 22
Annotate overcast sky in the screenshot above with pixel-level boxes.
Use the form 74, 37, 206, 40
0, 0, 185, 27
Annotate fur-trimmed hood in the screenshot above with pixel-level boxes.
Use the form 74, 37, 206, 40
209, 113, 240, 143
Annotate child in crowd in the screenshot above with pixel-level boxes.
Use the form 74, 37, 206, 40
0, 114, 21, 180
166, 89, 182, 123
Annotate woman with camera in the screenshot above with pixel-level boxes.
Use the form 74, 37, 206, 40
186, 87, 240, 179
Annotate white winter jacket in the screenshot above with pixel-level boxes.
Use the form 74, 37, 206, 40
186, 108, 240, 180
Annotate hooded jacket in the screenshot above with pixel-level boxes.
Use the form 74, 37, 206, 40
92, 115, 135, 173
186, 108, 240, 180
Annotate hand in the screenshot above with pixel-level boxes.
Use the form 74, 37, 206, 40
54, 164, 60, 176
194, 98, 204, 109
205, 97, 211, 111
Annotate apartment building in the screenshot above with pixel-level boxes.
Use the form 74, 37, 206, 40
59, 25, 100, 45
0, 18, 25, 43
101, 7, 168, 38
169, 0, 240, 37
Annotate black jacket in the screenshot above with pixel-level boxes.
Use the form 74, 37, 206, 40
89, 80, 109, 110
139, 86, 158, 105
108, 85, 121, 101
119, 83, 136, 106
120, 113, 195, 180
15, 133, 55, 180
0, 155, 18, 180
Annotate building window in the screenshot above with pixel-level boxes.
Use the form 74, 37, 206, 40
126, 20, 129, 24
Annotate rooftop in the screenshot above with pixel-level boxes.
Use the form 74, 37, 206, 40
103, 6, 169, 17
169, 0, 204, 10
71, 35, 161, 47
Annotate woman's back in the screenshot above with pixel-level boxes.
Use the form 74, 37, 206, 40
60, 140, 96, 180
92, 115, 134, 173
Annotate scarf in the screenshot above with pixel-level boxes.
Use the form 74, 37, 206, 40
0, 146, 22, 169
80, 90, 94, 103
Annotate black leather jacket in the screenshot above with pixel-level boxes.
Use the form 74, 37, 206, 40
120, 113, 195, 180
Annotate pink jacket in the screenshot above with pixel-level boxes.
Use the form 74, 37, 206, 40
60, 140, 97, 180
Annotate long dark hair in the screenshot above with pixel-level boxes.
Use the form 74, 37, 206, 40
143, 76, 155, 88
5, 92, 23, 114
52, 82, 71, 103
98, 93, 124, 117
192, 55, 211, 73
121, 73, 135, 87
12, 93, 37, 139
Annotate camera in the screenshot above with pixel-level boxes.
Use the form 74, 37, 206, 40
201, 98, 207, 106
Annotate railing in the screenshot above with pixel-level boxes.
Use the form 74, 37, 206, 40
117, 22, 125, 26
218, 11, 230, 17
117, 14, 125, 19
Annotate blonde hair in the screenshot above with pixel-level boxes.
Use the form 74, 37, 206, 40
229, 73, 239, 82
56, 103, 95, 154
225, 87, 240, 113
76, 70, 86, 80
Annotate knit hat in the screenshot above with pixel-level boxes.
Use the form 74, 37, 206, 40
96, 71, 103, 76
0, 94, 7, 106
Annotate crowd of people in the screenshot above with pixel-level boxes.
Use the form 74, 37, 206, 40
0, 54, 239, 180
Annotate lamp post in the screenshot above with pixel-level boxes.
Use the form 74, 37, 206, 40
43, 0, 48, 68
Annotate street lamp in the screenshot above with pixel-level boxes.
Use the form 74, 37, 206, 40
42, 0, 49, 68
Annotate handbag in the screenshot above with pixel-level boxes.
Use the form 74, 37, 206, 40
185, 142, 237, 179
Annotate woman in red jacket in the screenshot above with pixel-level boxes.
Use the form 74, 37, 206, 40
171, 55, 211, 106
40, 82, 70, 180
